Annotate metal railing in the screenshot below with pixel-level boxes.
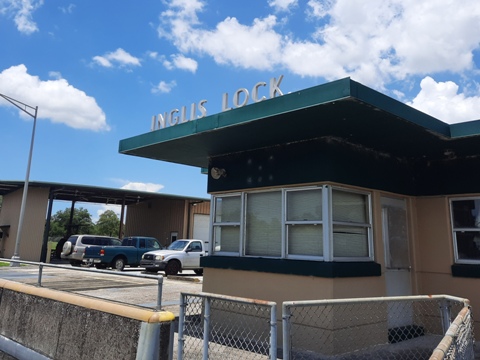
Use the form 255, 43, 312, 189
430, 306, 475, 360
282, 295, 474, 360
177, 292, 277, 360
0, 258, 164, 309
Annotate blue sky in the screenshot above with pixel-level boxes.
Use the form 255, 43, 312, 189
1, 0, 480, 218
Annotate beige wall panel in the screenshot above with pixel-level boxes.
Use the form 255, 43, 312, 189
191, 201, 210, 215
203, 268, 335, 304
415, 197, 452, 273
124, 198, 186, 246
332, 277, 385, 299
0, 187, 49, 261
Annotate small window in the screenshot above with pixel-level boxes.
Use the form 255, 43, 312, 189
189, 241, 203, 252
82, 237, 95, 245
332, 189, 371, 259
212, 195, 241, 254
451, 198, 480, 263
286, 188, 323, 258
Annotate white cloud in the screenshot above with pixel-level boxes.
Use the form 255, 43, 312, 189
155, 0, 480, 123
0, 64, 109, 131
306, 0, 333, 18
157, 0, 480, 87
407, 77, 480, 124
151, 80, 177, 94
172, 54, 198, 72
121, 182, 165, 192
59, 3, 75, 14
0, 0, 43, 34
92, 48, 141, 69
163, 54, 198, 72
268, 0, 298, 12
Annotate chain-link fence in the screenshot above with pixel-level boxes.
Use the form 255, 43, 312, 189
176, 292, 277, 360
282, 295, 474, 360
430, 306, 475, 360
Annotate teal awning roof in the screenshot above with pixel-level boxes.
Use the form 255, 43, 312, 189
119, 78, 480, 168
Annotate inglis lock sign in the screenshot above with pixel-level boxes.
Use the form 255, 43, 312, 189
150, 75, 284, 131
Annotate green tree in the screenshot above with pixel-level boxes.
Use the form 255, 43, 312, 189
94, 210, 120, 237
49, 207, 95, 237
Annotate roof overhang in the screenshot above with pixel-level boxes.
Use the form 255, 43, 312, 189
119, 78, 480, 168
0, 181, 208, 205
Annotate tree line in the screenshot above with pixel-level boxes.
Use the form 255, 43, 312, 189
49, 207, 121, 239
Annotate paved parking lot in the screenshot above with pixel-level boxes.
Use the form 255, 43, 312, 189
0, 263, 203, 316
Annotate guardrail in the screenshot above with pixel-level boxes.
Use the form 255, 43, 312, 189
0, 257, 165, 309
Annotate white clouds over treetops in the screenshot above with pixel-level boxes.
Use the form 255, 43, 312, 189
0, 65, 109, 131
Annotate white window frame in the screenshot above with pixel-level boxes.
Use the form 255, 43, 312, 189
329, 186, 373, 262
284, 187, 324, 261
211, 193, 243, 255
450, 196, 480, 265
211, 185, 374, 262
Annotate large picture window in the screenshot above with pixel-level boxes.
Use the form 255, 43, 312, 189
450, 198, 480, 263
212, 185, 373, 261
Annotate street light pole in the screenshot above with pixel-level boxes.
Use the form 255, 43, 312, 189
0, 93, 38, 266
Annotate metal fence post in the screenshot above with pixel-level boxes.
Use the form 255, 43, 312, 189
156, 276, 163, 310
203, 296, 211, 359
270, 303, 277, 360
177, 293, 186, 360
282, 303, 291, 360
37, 263, 43, 287
440, 299, 451, 333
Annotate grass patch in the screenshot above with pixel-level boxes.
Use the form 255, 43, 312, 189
0, 261, 11, 267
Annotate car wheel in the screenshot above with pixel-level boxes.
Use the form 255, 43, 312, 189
165, 260, 180, 276
194, 269, 203, 276
112, 257, 126, 271
69, 260, 81, 267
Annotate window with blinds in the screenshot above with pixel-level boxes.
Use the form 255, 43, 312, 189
245, 191, 282, 256
212, 195, 241, 254
332, 190, 370, 258
211, 185, 373, 261
286, 188, 323, 258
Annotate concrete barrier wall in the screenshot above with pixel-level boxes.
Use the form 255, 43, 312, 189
0, 279, 175, 360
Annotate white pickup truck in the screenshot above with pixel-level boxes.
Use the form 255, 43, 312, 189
140, 239, 208, 275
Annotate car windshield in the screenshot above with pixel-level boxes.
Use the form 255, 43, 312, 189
167, 240, 189, 251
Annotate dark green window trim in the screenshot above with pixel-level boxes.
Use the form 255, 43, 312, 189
201, 256, 381, 278
451, 264, 480, 278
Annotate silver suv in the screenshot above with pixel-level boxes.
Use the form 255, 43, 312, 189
61, 234, 121, 266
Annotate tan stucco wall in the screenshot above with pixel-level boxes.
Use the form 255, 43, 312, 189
0, 187, 49, 261
202, 268, 385, 305
414, 195, 480, 331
